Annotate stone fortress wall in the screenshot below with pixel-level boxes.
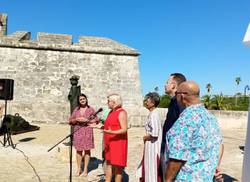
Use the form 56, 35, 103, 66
0, 13, 144, 125
1, 13, 247, 127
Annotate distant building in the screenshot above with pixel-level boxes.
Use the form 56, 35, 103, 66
0, 13, 144, 125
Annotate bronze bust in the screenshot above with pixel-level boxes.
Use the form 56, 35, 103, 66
68, 75, 81, 114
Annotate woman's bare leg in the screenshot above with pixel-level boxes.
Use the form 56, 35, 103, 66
76, 150, 83, 176
83, 150, 91, 176
105, 161, 112, 182
114, 166, 123, 182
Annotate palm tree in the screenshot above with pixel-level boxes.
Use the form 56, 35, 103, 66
206, 83, 212, 94
235, 77, 241, 105
213, 93, 228, 110
235, 77, 241, 86
154, 86, 159, 93
202, 95, 211, 109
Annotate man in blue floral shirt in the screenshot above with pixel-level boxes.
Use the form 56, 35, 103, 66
165, 81, 223, 182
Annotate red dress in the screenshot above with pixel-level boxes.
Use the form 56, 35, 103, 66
104, 108, 128, 167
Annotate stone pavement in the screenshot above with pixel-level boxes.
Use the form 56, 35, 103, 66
0, 123, 246, 182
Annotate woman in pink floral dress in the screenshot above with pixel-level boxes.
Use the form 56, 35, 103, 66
69, 93, 98, 176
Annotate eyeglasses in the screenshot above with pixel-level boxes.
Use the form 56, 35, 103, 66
175, 91, 188, 96
175, 91, 199, 96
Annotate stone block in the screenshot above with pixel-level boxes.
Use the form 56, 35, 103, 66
7, 31, 31, 41
37, 32, 72, 45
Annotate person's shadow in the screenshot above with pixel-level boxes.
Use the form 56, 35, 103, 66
121, 171, 129, 182
222, 173, 238, 182
84, 157, 103, 172
97, 170, 129, 182
83, 158, 129, 182
239, 145, 244, 154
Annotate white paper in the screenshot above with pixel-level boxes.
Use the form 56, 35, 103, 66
243, 23, 250, 45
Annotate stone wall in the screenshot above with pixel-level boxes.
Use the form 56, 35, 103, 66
210, 110, 248, 129
0, 13, 143, 124
135, 108, 248, 129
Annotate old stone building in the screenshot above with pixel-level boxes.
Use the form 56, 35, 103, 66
0, 13, 144, 125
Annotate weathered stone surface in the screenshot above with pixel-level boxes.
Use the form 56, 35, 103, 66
0, 13, 7, 36
37, 32, 72, 45
0, 47, 143, 124
0, 13, 143, 124
5, 31, 31, 42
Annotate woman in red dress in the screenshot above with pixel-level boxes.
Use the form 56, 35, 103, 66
103, 93, 128, 182
69, 93, 98, 176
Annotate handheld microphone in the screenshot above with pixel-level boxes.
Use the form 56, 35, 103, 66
87, 107, 103, 120
92, 108, 103, 117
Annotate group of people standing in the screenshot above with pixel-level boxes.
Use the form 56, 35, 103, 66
69, 93, 128, 181
68, 72, 224, 182
138, 73, 224, 182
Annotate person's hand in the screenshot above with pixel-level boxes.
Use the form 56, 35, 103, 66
214, 166, 223, 182
88, 122, 103, 129
76, 117, 88, 123
88, 118, 98, 124
69, 120, 77, 125
103, 128, 112, 134
143, 135, 149, 143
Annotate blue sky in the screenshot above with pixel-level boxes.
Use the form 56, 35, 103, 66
1, 0, 250, 96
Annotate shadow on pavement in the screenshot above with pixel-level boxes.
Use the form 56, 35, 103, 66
223, 173, 238, 182
239, 145, 244, 151
96, 165, 129, 182
19, 137, 36, 142
122, 171, 129, 182
88, 157, 103, 172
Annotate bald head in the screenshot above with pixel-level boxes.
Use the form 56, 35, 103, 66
179, 81, 200, 96
176, 81, 201, 107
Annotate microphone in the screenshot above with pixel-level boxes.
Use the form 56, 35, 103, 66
87, 107, 103, 120
91, 108, 103, 118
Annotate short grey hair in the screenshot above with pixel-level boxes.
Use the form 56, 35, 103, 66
108, 93, 123, 107
145, 92, 160, 107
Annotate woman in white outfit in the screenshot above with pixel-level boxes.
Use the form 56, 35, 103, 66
139, 92, 163, 182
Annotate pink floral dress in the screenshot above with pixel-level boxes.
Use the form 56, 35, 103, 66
69, 106, 96, 151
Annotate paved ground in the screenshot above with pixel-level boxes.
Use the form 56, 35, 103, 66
0, 123, 246, 182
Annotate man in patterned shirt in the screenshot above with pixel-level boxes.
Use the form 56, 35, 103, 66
165, 81, 223, 182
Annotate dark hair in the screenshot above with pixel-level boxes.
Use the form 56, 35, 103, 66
77, 93, 90, 108
145, 92, 160, 107
170, 73, 186, 85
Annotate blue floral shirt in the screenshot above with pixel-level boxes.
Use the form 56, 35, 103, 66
166, 104, 222, 181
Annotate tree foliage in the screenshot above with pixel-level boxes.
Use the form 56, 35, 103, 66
235, 77, 241, 86
206, 83, 212, 94
202, 94, 249, 111
158, 94, 171, 108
